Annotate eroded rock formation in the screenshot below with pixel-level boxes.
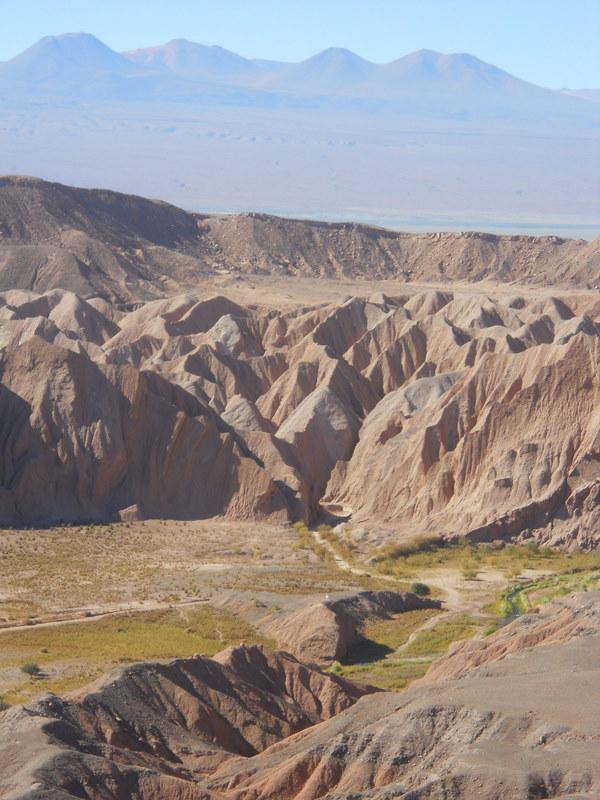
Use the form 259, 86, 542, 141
2, 594, 599, 799
0, 284, 598, 546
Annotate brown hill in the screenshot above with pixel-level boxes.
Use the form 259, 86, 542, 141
2, 594, 599, 799
0, 645, 374, 799
0, 284, 598, 547
1, 176, 599, 303
265, 590, 441, 663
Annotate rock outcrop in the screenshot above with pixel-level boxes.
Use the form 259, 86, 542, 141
266, 590, 441, 663
0, 282, 599, 542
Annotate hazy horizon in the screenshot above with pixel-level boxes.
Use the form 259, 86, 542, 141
0, 16, 598, 240
1, 0, 599, 90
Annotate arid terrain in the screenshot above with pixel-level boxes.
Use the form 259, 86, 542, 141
0, 177, 599, 798
1, 177, 599, 303
2, 591, 600, 799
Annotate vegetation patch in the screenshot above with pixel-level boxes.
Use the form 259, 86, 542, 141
0, 604, 274, 705
371, 538, 600, 580
489, 566, 600, 617
401, 614, 482, 657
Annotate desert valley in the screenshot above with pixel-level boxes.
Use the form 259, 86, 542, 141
0, 175, 598, 798
0, 6, 599, 796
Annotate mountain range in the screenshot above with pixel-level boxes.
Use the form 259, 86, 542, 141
0, 33, 598, 232
0, 32, 596, 113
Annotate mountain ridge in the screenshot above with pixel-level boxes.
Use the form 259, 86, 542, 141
0, 31, 590, 106
1, 34, 597, 225
0, 176, 598, 304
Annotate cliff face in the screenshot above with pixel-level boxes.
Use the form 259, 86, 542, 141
0, 285, 598, 547
1, 177, 599, 303
2, 594, 599, 800
0, 334, 292, 524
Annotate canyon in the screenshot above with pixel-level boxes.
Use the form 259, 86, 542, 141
0, 180, 598, 547
0, 176, 599, 799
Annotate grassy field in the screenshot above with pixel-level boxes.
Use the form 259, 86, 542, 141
0, 603, 274, 705
332, 609, 484, 690
369, 537, 600, 581
0, 519, 389, 705
2, 519, 598, 707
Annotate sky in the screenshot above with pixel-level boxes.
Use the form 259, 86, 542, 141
0, 0, 598, 89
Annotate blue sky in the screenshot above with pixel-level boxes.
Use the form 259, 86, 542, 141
0, 0, 598, 89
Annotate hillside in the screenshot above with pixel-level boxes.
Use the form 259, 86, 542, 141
2, 593, 599, 799
0, 177, 598, 304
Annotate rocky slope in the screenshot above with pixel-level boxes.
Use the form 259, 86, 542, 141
0, 646, 374, 799
1, 177, 599, 302
2, 594, 599, 799
0, 283, 598, 545
206, 594, 600, 800
265, 590, 441, 663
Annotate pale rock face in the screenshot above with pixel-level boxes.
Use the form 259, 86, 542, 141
221, 394, 273, 433
0, 282, 598, 543
277, 386, 361, 496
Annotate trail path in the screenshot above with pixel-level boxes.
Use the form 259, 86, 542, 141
311, 529, 470, 611
0, 596, 211, 634
312, 529, 369, 576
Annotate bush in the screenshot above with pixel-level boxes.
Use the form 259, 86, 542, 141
380, 535, 445, 560
462, 567, 478, 581
21, 662, 40, 676
410, 581, 430, 596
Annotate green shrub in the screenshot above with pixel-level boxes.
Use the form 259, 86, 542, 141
410, 581, 430, 596
21, 662, 40, 676
379, 535, 445, 560
462, 567, 478, 581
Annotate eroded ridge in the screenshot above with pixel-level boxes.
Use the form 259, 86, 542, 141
1, 593, 599, 799
0, 284, 598, 548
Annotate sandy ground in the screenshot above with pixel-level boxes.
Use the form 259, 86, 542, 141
204, 272, 599, 311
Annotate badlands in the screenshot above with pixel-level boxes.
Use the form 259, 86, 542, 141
0, 177, 599, 798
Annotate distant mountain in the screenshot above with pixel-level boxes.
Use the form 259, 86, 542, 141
123, 39, 264, 82
379, 50, 543, 95
272, 47, 376, 91
561, 88, 600, 103
0, 34, 598, 229
0, 33, 141, 86
0, 32, 279, 103
121, 40, 564, 106
0, 32, 593, 120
